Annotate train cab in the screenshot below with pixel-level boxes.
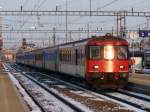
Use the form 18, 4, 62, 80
86, 36, 129, 88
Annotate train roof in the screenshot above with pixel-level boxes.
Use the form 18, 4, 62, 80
18, 35, 128, 54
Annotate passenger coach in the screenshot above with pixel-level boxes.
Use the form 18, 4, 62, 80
16, 34, 130, 89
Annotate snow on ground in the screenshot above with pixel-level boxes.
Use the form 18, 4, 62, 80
49, 87, 94, 112
142, 69, 150, 73
119, 90, 150, 100
13, 73, 76, 112
3, 69, 42, 111
83, 90, 146, 112
4, 63, 147, 112
70, 90, 105, 101
3, 64, 40, 112
107, 92, 150, 110
28, 72, 145, 112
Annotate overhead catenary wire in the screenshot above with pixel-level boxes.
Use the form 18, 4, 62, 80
62, 0, 121, 31
13, 0, 47, 49
3, 0, 150, 49
96, 0, 120, 11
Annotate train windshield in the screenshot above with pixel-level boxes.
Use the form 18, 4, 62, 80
89, 46, 101, 59
117, 46, 128, 59
104, 46, 115, 60
89, 45, 128, 60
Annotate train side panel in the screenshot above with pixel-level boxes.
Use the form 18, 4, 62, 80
35, 51, 44, 68
58, 43, 87, 78
58, 46, 77, 77
43, 48, 58, 71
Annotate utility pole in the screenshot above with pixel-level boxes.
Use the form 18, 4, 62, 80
146, 16, 150, 30
65, 0, 68, 43
116, 14, 126, 37
112, 26, 114, 35
78, 27, 81, 40
90, 0, 92, 16
69, 31, 72, 42
87, 24, 90, 38
49, 35, 51, 47
52, 27, 56, 46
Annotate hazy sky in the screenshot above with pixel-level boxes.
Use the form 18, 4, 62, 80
1, 0, 150, 49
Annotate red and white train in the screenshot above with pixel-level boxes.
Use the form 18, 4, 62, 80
16, 34, 130, 89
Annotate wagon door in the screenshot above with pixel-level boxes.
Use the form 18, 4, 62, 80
55, 49, 59, 71
76, 47, 85, 78
35, 53, 43, 68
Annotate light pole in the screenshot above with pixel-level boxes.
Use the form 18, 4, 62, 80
87, 24, 90, 38
146, 16, 150, 30
90, 0, 91, 15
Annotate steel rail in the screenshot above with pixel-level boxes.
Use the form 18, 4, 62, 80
7, 64, 85, 112
10, 63, 150, 112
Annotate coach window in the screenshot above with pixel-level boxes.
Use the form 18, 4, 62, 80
68, 50, 70, 62
66, 51, 67, 62
62, 51, 64, 62
62, 51, 65, 63
69, 50, 71, 63
60, 51, 61, 61
67, 51, 69, 62
63, 51, 65, 62
65, 51, 67, 62
59, 51, 61, 61
64, 51, 66, 62
71, 50, 73, 64
89, 46, 101, 59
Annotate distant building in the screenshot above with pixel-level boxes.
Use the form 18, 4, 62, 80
3, 49, 14, 62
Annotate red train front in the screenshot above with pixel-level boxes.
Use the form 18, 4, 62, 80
86, 35, 129, 89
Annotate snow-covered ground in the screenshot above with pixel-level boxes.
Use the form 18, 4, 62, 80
4, 63, 148, 112
12, 73, 76, 112
119, 90, 150, 100
142, 69, 150, 73
107, 92, 150, 110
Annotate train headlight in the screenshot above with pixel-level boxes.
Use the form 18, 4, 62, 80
120, 65, 125, 69
93, 65, 99, 69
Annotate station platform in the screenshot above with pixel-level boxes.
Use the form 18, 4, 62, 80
129, 73, 150, 86
0, 63, 28, 112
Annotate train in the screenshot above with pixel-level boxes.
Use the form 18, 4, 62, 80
16, 34, 131, 89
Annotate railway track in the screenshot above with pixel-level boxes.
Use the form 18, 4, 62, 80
5, 64, 85, 112
6, 63, 150, 112
102, 92, 150, 112
126, 82, 150, 96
